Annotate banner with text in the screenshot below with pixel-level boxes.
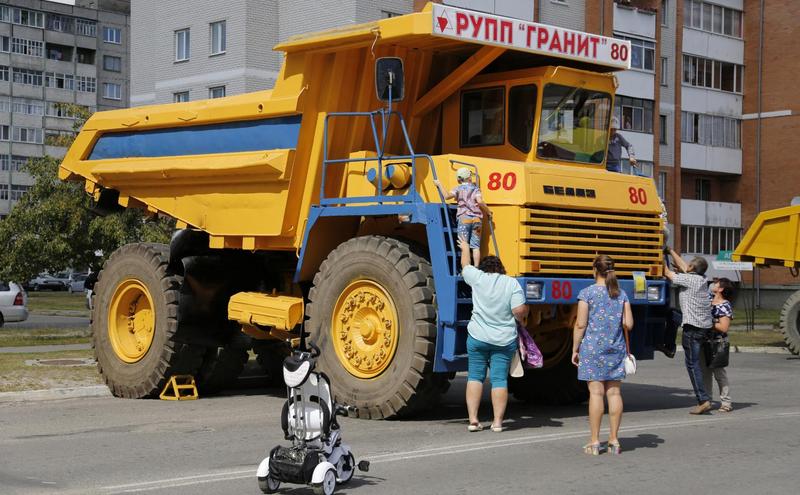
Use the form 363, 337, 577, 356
431, 3, 631, 70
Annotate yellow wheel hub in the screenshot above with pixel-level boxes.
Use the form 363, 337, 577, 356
108, 279, 156, 363
332, 280, 399, 379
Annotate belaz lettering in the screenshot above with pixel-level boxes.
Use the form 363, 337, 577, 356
543, 185, 596, 198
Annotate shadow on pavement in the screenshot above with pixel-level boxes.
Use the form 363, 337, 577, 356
617, 433, 665, 452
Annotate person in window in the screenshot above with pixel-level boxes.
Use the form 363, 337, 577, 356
434, 168, 491, 266
459, 241, 527, 433
606, 117, 638, 173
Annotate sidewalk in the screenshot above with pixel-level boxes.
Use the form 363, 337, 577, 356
0, 343, 92, 354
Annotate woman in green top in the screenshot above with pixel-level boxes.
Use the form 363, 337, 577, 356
459, 240, 528, 432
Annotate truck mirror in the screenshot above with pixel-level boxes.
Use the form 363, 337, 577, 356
375, 57, 404, 102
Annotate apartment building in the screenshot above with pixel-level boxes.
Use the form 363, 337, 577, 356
0, 0, 130, 218
130, 0, 414, 106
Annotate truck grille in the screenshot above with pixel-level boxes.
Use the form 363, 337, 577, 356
522, 206, 664, 277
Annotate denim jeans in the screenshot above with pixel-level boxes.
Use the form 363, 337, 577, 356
682, 325, 712, 403
606, 160, 622, 173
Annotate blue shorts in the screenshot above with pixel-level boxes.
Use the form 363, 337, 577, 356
457, 217, 482, 250
467, 335, 518, 389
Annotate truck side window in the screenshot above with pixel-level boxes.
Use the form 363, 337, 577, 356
508, 84, 537, 153
460, 87, 504, 147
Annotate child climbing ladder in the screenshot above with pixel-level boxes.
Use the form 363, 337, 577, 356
434, 167, 492, 266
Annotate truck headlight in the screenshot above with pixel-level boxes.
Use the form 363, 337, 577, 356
647, 285, 661, 301
526, 281, 544, 300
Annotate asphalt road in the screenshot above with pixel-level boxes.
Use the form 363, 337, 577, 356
1, 353, 798, 495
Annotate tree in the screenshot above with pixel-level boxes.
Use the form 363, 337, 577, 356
0, 104, 173, 284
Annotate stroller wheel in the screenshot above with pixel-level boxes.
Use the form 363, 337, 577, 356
258, 475, 280, 494
313, 468, 337, 495
337, 452, 355, 484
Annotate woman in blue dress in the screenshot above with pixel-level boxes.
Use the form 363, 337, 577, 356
571, 255, 634, 455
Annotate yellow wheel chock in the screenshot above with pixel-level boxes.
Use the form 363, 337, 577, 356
159, 375, 199, 400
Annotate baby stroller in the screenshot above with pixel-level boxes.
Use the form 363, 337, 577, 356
257, 343, 369, 494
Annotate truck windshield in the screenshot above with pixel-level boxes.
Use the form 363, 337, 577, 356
536, 84, 612, 164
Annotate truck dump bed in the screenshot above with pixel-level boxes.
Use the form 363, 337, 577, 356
733, 205, 800, 268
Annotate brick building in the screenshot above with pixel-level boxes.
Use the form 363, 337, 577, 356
0, 0, 130, 218
130, 0, 414, 106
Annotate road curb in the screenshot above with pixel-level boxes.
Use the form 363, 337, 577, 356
0, 385, 111, 403
733, 346, 793, 354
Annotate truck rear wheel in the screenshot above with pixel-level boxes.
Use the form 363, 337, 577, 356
195, 344, 250, 393
93, 243, 204, 398
306, 236, 441, 419
779, 289, 800, 355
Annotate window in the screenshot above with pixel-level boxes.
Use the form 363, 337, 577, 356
682, 226, 742, 255
11, 37, 44, 57
209, 86, 226, 99
175, 29, 190, 61
210, 21, 226, 55
4, 7, 44, 28
45, 72, 75, 90
12, 68, 44, 87
103, 55, 122, 72
13, 126, 43, 144
45, 130, 75, 146
103, 27, 122, 44
11, 155, 31, 172
0, 65, 8, 82
75, 76, 96, 93
46, 14, 73, 33
76, 48, 95, 65
103, 83, 122, 100
508, 85, 537, 153
619, 36, 655, 71
13, 98, 44, 116
614, 96, 654, 133
661, 0, 668, 26
0, 184, 7, 201
1, 36, 8, 52
660, 114, 668, 144
46, 43, 73, 62
0, 98, 8, 113
621, 159, 654, 177
382, 11, 401, 18
695, 178, 711, 200
683, 1, 742, 38
0, 125, 9, 141
661, 57, 669, 86
682, 55, 743, 93
10, 185, 31, 201
46, 102, 80, 118
537, 84, 612, 164
76, 19, 97, 37
681, 112, 740, 148
173, 91, 190, 103
460, 87, 505, 147
658, 171, 667, 200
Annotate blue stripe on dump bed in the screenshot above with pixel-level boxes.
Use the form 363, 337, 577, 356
88, 115, 302, 160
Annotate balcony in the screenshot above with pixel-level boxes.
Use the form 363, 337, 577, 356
680, 143, 741, 175
613, 2, 656, 39
681, 86, 742, 117
683, 29, 744, 65
618, 130, 654, 162
616, 70, 654, 100
680, 199, 741, 228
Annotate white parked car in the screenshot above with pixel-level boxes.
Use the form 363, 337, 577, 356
69, 273, 89, 293
0, 281, 28, 326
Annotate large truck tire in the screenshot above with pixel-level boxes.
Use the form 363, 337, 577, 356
92, 243, 204, 398
509, 342, 589, 405
195, 344, 250, 393
779, 289, 800, 355
252, 340, 290, 387
306, 236, 443, 419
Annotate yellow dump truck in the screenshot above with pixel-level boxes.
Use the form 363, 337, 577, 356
60, 3, 669, 417
733, 205, 800, 354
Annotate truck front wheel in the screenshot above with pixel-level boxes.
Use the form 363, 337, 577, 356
306, 236, 441, 419
92, 243, 204, 398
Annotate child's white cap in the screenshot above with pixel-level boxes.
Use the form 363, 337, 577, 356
456, 167, 472, 180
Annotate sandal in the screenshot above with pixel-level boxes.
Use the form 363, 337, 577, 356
467, 423, 484, 432
608, 442, 622, 455
490, 423, 504, 432
718, 404, 733, 412
583, 443, 601, 456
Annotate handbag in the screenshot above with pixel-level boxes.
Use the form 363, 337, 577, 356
509, 349, 525, 377
517, 324, 543, 369
623, 321, 636, 376
704, 335, 730, 369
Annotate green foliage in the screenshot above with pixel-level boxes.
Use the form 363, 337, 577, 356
0, 104, 173, 284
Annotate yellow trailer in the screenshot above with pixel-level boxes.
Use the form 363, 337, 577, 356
733, 205, 800, 354
60, 3, 669, 417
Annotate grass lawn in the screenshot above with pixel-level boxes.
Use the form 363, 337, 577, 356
0, 350, 100, 393
26, 291, 88, 313
677, 328, 786, 348
0, 327, 91, 347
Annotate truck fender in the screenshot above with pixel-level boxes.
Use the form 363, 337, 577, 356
311, 461, 336, 484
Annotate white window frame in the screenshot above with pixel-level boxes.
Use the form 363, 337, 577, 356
173, 91, 190, 103
658, 171, 667, 200
209, 86, 226, 99
683, 0, 742, 39
103, 55, 122, 72
13, 126, 43, 144
103, 82, 122, 100
210, 20, 226, 55
661, 57, 669, 86
76, 18, 97, 37
103, 26, 122, 44
175, 29, 190, 62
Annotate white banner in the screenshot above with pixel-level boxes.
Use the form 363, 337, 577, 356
431, 3, 631, 70
712, 261, 754, 271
